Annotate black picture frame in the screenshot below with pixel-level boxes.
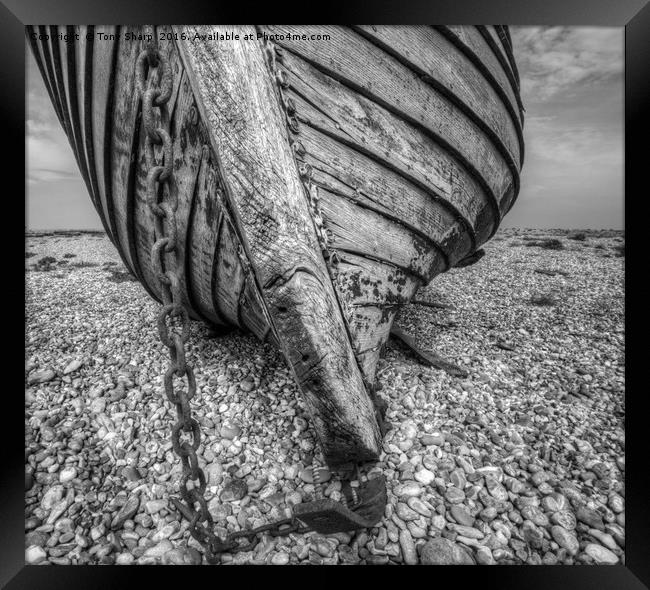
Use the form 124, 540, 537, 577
7, 2, 646, 587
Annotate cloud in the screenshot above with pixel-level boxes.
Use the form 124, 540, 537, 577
511, 27, 623, 101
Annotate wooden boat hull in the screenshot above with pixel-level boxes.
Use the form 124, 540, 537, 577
27, 25, 524, 466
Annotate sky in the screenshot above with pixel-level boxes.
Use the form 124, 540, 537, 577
25, 26, 624, 230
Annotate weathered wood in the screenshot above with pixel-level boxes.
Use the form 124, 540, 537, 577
186, 147, 229, 326
278, 51, 495, 246
29, 25, 527, 468
353, 25, 523, 168
318, 187, 447, 284
333, 253, 422, 383
177, 25, 382, 464
109, 26, 147, 283
436, 26, 523, 126
262, 25, 516, 218
296, 124, 472, 266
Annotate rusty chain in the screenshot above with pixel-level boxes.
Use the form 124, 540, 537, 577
135, 29, 386, 564
136, 34, 227, 564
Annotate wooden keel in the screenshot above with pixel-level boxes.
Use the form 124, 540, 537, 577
175, 26, 382, 465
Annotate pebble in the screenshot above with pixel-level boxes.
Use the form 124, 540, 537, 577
584, 543, 619, 564
63, 359, 83, 375
144, 499, 167, 515
220, 422, 242, 440
421, 432, 445, 446
396, 502, 419, 522
24, 232, 625, 566
414, 468, 435, 485
25, 545, 47, 564
576, 506, 605, 531
394, 482, 423, 497
407, 497, 432, 518
551, 510, 577, 531
551, 525, 579, 555
28, 369, 56, 384
271, 552, 290, 565
220, 479, 248, 501
450, 505, 474, 526
420, 537, 474, 565
143, 539, 173, 559
59, 467, 77, 484
399, 529, 417, 565
445, 487, 465, 504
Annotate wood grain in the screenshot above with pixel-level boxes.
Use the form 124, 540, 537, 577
176, 25, 382, 464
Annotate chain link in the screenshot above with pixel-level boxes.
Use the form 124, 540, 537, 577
136, 34, 224, 564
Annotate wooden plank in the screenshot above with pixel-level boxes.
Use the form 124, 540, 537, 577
278, 52, 496, 245
213, 217, 246, 328
334, 252, 422, 307
483, 25, 520, 86
167, 70, 205, 312
240, 277, 272, 341
109, 26, 147, 281
176, 25, 382, 465
261, 25, 515, 217
353, 25, 523, 168
62, 26, 94, 199
187, 146, 229, 326
297, 123, 472, 266
91, 25, 119, 242
436, 26, 523, 126
318, 187, 447, 284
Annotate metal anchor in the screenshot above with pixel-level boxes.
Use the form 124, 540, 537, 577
292, 475, 387, 534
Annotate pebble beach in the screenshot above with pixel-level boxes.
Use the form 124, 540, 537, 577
25, 228, 625, 566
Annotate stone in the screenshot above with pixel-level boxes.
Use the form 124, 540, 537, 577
476, 546, 495, 565
220, 479, 248, 502
111, 495, 140, 529
551, 526, 579, 555
450, 505, 474, 527
121, 466, 142, 482
421, 432, 445, 446
551, 510, 577, 531
576, 506, 605, 531
608, 494, 624, 514
541, 493, 568, 513
144, 499, 167, 515
41, 485, 64, 511
63, 359, 83, 375
485, 477, 508, 502
479, 506, 498, 522
589, 529, 618, 551
522, 520, 544, 549
414, 468, 435, 486
220, 422, 242, 440
420, 537, 475, 565
59, 467, 77, 484
452, 525, 484, 539
407, 497, 432, 518
584, 543, 619, 564
115, 552, 135, 565
143, 539, 173, 559
25, 545, 47, 564
28, 369, 56, 385
162, 548, 202, 565
399, 529, 417, 565
396, 502, 419, 522
445, 487, 465, 504
521, 505, 549, 527
271, 552, 290, 565
394, 482, 423, 497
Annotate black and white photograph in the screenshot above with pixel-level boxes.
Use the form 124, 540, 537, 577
25, 24, 626, 567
